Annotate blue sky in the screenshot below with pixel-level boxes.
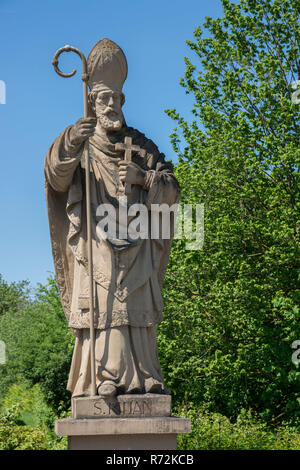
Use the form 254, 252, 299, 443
0, 0, 223, 288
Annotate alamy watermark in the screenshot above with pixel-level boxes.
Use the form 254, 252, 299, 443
291, 80, 300, 105
0, 80, 6, 104
0, 341, 6, 365
291, 340, 300, 366
96, 198, 204, 250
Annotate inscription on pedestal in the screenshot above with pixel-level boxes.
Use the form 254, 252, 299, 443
94, 398, 152, 416
72, 394, 171, 419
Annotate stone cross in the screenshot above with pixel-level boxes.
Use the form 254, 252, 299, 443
115, 136, 145, 194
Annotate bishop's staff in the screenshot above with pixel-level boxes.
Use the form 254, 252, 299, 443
52, 45, 97, 397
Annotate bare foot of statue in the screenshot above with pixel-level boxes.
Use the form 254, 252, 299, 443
98, 383, 117, 397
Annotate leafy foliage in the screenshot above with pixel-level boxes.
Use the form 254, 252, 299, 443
0, 276, 74, 410
161, 0, 300, 425
176, 404, 300, 450
0, 274, 29, 316
1, 382, 55, 427
0, 401, 67, 450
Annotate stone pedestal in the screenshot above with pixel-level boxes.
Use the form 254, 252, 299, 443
55, 394, 191, 450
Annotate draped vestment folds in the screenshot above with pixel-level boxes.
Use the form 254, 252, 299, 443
44, 125, 180, 396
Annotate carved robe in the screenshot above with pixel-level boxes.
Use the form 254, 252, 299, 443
45, 125, 180, 396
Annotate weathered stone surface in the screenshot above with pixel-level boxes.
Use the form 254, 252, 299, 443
71, 393, 171, 419
55, 416, 191, 437
68, 434, 177, 450
46, 38, 181, 399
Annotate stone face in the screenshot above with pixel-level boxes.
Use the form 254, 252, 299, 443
72, 394, 171, 419
55, 417, 191, 437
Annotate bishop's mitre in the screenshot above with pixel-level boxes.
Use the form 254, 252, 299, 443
87, 38, 128, 93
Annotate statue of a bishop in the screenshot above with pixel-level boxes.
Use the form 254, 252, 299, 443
45, 39, 180, 398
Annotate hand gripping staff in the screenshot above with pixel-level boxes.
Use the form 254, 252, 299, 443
52, 45, 97, 396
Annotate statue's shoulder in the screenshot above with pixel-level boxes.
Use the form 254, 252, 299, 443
127, 126, 171, 170
127, 126, 160, 157
127, 126, 175, 172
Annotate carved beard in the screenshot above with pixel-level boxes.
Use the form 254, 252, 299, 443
97, 111, 123, 131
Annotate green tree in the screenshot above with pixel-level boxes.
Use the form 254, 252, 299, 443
161, 0, 300, 425
0, 276, 74, 410
0, 274, 29, 316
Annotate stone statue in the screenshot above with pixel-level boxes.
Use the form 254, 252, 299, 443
44, 38, 180, 399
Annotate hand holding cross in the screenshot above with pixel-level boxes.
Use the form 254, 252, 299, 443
115, 137, 146, 194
